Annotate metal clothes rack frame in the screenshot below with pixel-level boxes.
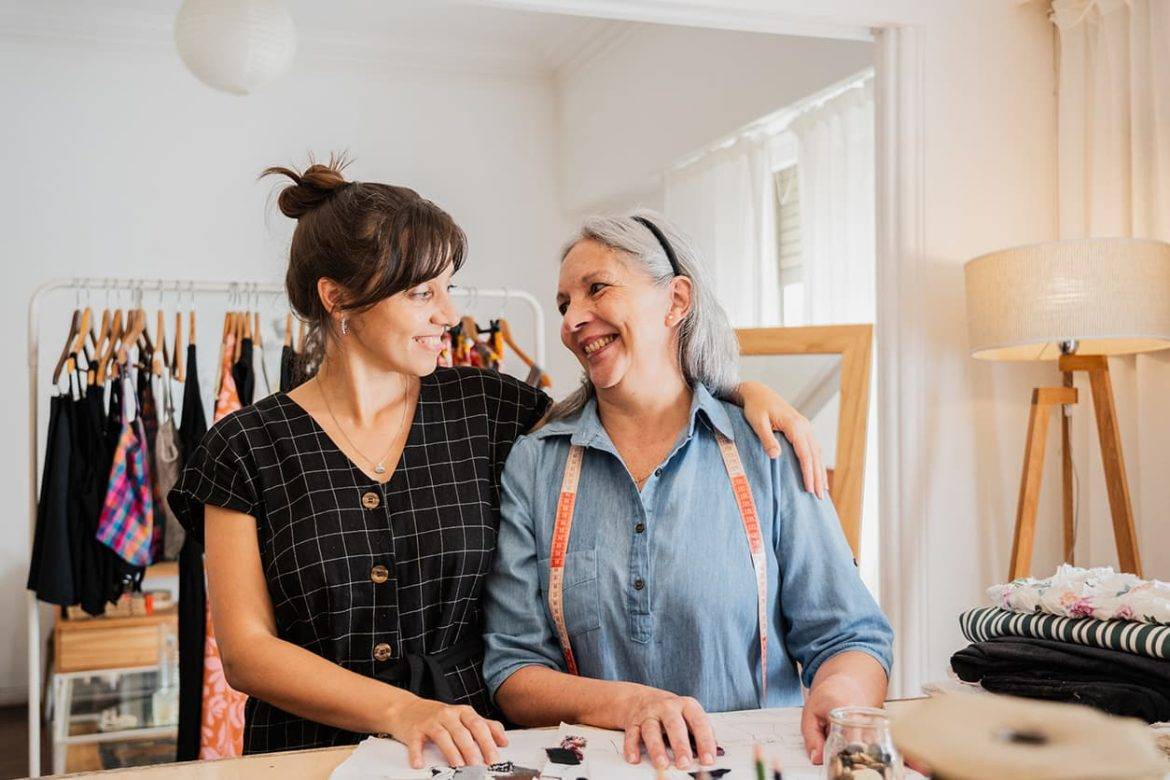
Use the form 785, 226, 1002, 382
26, 277, 545, 777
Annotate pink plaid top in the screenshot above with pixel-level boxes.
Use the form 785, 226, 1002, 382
96, 377, 155, 566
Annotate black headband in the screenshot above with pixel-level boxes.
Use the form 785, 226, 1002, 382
633, 216, 682, 276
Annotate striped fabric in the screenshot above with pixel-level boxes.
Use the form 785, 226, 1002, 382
960, 606, 1170, 660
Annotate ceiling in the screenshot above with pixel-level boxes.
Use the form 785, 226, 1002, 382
0, 0, 636, 79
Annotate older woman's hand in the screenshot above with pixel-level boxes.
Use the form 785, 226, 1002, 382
736, 380, 828, 499
618, 687, 717, 770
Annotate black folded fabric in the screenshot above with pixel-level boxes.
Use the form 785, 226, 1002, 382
951, 636, 1170, 723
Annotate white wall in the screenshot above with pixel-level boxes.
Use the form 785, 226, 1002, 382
556, 26, 873, 213
0, 24, 575, 703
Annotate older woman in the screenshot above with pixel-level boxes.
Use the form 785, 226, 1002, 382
482, 211, 893, 772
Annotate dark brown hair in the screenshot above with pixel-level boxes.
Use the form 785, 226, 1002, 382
261, 153, 466, 381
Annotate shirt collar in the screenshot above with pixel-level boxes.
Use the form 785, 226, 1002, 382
531, 383, 736, 448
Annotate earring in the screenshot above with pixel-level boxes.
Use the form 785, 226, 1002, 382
340, 317, 349, 335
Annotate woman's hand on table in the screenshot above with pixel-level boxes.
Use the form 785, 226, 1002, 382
388, 695, 508, 769
617, 686, 717, 770
736, 380, 828, 499
801, 652, 889, 764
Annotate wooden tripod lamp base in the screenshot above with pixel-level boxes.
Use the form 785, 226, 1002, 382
1008, 354, 1143, 581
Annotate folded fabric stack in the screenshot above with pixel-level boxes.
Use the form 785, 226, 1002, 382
952, 564, 1170, 723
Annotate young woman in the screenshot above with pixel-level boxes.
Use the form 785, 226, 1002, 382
482, 212, 893, 771
169, 160, 825, 769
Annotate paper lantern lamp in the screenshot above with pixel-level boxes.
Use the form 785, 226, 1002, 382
174, 0, 297, 96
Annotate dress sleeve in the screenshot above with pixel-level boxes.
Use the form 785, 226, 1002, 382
482, 435, 564, 700
482, 370, 552, 481
769, 435, 894, 688
166, 413, 261, 545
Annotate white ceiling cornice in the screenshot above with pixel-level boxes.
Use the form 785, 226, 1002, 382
550, 17, 639, 85
0, 5, 575, 84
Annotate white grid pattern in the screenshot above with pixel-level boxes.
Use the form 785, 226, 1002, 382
168, 366, 549, 752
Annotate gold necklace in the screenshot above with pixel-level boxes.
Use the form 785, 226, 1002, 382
317, 375, 409, 476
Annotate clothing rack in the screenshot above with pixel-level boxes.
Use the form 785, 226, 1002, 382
25, 277, 546, 777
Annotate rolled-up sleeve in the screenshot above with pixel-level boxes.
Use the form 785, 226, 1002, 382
482, 435, 563, 702
771, 438, 894, 688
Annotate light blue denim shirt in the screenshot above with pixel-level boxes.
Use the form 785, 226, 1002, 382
481, 384, 893, 712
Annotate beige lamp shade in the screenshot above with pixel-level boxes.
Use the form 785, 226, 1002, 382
964, 237, 1170, 360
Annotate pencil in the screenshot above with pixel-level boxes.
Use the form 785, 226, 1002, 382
754, 744, 766, 780
771, 755, 784, 780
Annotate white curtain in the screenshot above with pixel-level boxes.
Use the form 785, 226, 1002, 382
792, 78, 876, 325
791, 77, 881, 591
1053, 0, 1170, 577
663, 136, 779, 327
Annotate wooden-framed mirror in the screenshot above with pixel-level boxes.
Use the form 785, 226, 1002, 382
736, 324, 873, 559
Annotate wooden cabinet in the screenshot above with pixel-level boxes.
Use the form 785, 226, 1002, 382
54, 609, 178, 674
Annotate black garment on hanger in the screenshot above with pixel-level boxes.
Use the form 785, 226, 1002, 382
279, 344, 295, 393
232, 337, 255, 406
26, 394, 76, 605
75, 383, 115, 616
175, 342, 208, 762
136, 362, 162, 559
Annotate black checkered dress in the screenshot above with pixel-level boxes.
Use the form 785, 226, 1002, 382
168, 367, 550, 754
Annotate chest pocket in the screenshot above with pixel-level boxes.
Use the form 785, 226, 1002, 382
539, 548, 602, 636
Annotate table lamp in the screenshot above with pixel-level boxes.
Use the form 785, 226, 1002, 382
964, 237, 1170, 580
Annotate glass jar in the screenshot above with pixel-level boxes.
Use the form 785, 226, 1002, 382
823, 706, 903, 779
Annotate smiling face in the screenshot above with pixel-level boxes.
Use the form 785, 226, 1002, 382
339, 263, 459, 376
556, 239, 691, 392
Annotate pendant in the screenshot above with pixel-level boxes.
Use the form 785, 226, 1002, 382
374, 463, 386, 474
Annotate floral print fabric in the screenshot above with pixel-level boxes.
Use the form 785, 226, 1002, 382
989, 564, 1170, 625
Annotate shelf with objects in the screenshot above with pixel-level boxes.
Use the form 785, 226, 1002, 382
26, 277, 549, 776
48, 582, 179, 774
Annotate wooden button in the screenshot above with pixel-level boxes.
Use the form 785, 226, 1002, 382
361, 491, 381, 510
370, 564, 390, 584
372, 642, 393, 661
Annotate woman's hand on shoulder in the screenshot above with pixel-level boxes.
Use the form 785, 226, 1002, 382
617, 686, 717, 771
387, 695, 508, 769
737, 380, 827, 499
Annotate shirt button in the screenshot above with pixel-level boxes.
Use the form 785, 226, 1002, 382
634, 578, 645, 591
361, 491, 381, 510
654, 468, 662, 476
370, 564, 390, 584
634, 522, 645, 534
372, 642, 393, 661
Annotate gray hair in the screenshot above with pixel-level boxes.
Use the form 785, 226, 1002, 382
544, 208, 740, 423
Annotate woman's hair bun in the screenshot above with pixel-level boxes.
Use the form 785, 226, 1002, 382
262, 153, 353, 219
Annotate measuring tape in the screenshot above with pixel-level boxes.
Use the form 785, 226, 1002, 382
546, 431, 768, 704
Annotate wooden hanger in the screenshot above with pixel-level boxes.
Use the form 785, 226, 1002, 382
133, 307, 153, 368
118, 309, 146, 368
51, 309, 82, 385
63, 307, 95, 378
172, 310, 185, 382
93, 309, 112, 359
96, 310, 124, 385
498, 318, 551, 388
71, 307, 93, 362
188, 307, 197, 346
152, 310, 168, 378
